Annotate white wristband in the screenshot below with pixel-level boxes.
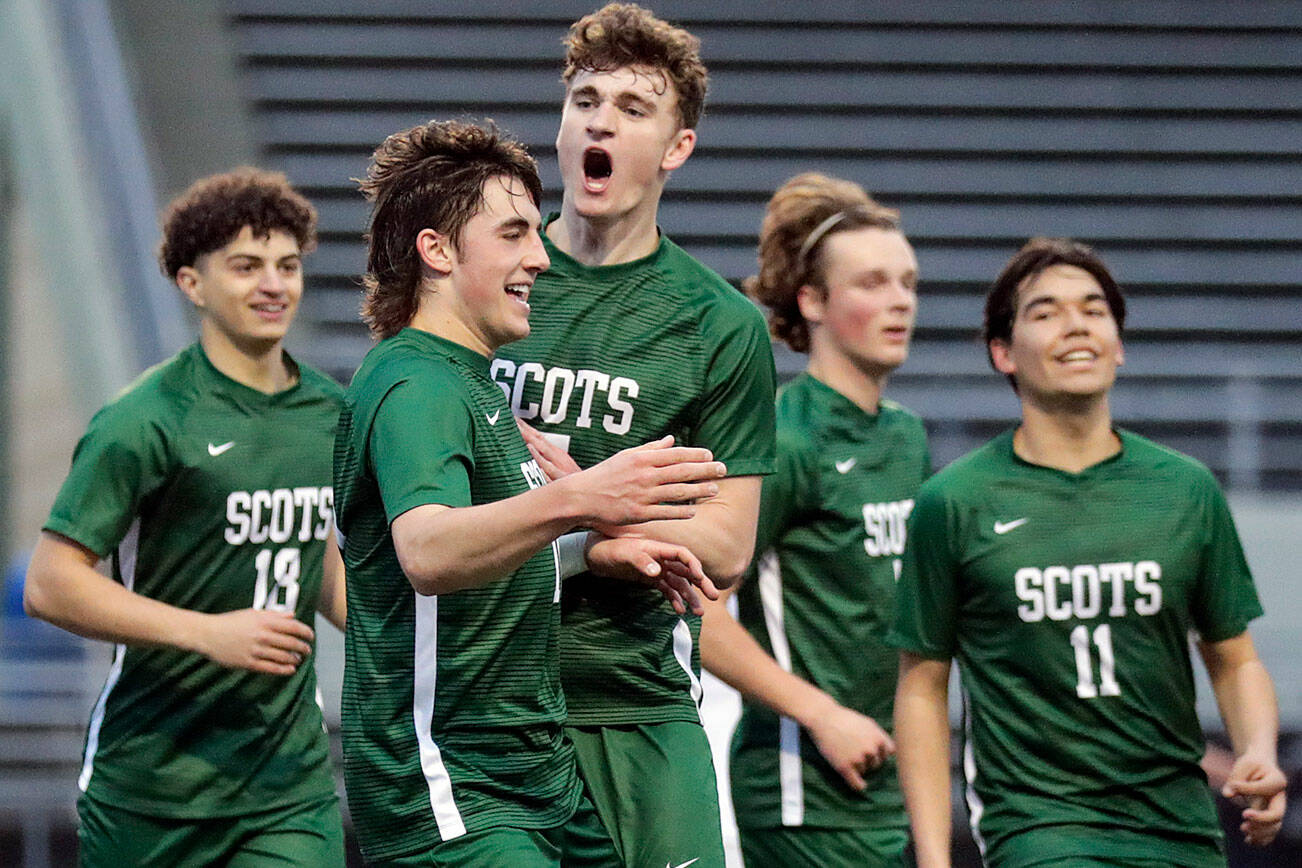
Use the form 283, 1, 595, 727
556, 532, 589, 580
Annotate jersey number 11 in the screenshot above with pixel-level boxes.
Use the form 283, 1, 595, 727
1070, 623, 1120, 699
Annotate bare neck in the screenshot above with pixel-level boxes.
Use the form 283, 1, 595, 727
1013, 392, 1120, 473
805, 347, 886, 415
551, 198, 661, 266
199, 323, 296, 394
407, 293, 493, 358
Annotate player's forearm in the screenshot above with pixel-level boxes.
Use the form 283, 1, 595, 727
24, 532, 210, 652
316, 537, 347, 631
1203, 637, 1280, 762
699, 593, 833, 725
392, 481, 586, 595
616, 475, 761, 588
896, 653, 954, 868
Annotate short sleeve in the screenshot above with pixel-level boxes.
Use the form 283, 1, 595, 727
691, 299, 777, 478
1190, 476, 1263, 643
888, 481, 961, 659
44, 405, 171, 558
369, 375, 475, 523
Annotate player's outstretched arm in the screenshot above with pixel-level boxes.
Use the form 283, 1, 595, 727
1199, 631, 1287, 847
896, 652, 954, 868
520, 420, 759, 588
392, 436, 726, 596
620, 475, 761, 590
700, 591, 892, 790
24, 531, 315, 676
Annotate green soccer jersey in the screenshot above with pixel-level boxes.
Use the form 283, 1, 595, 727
334, 329, 579, 862
889, 429, 1263, 867
730, 375, 929, 832
43, 343, 342, 818
492, 222, 777, 725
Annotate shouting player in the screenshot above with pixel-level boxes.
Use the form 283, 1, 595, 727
701, 173, 928, 867
333, 118, 725, 866
494, 5, 777, 867
891, 237, 1287, 867
25, 170, 347, 866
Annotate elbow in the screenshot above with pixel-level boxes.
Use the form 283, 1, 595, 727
709, 552, 752, 591
397, 559, 449, 597
395, 549, 459, 597
22, 570, 53, 622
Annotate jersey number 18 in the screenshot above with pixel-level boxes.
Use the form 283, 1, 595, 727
253, 547, 301, 613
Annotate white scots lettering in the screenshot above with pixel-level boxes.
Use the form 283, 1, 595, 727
224, 487, 334, 546
604, 377, 638, 435
540, 367, 576, 424
1014, 567, 1044, 622
1134, 560, 1162, 615
863, 499, 914, 557
1013, 560, 1163, 624
574, 370, 609, 429
491, 362, 642, 436
521, 460, 548, 490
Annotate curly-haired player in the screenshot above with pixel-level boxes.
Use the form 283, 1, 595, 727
701, 173, 928, 867
25, 168, 348, 866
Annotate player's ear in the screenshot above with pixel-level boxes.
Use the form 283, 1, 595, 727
660, 127, 696, 172
796, 284, 827, 326
416, 228, 454, 277
174, 265, 205, 308
989, 338, 1016, 375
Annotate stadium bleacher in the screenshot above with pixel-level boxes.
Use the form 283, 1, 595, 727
227, 0, 1302, 487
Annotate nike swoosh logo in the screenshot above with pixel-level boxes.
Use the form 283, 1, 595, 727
666, 860, 699, 868
485, 410, 501, 425
994, 518, 1028, 535
835, 458, 857, 474
207, 441, 235, 456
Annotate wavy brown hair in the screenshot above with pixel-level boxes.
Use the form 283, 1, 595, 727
744, 172, 901, 353
563, 3, 708, 130
157, 168, 316, 279
358, 119, 542, 340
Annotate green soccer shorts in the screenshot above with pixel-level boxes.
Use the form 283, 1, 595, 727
377, 784, 615, 867
990, 823, 1226, 868
77, 792, 344, 867
566, 721, 727, 868
738, 823, 908, 868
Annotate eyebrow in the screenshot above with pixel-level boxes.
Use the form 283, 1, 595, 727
225, 252, 301, 263
571, 84, 654, 109
1021, 290, 1107, 312
496, 216, 533, 233
616, 92, 655, 110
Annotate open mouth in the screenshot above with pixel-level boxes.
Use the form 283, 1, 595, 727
505, 284, 531, 306
1056, 349, 1097, 365
582, 147, 613, 192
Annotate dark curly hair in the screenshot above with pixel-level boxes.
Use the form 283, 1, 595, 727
563, 3, 708, 130
358, 119, 542, 340
157, 168, 316, 279
745, 173, 902, 353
